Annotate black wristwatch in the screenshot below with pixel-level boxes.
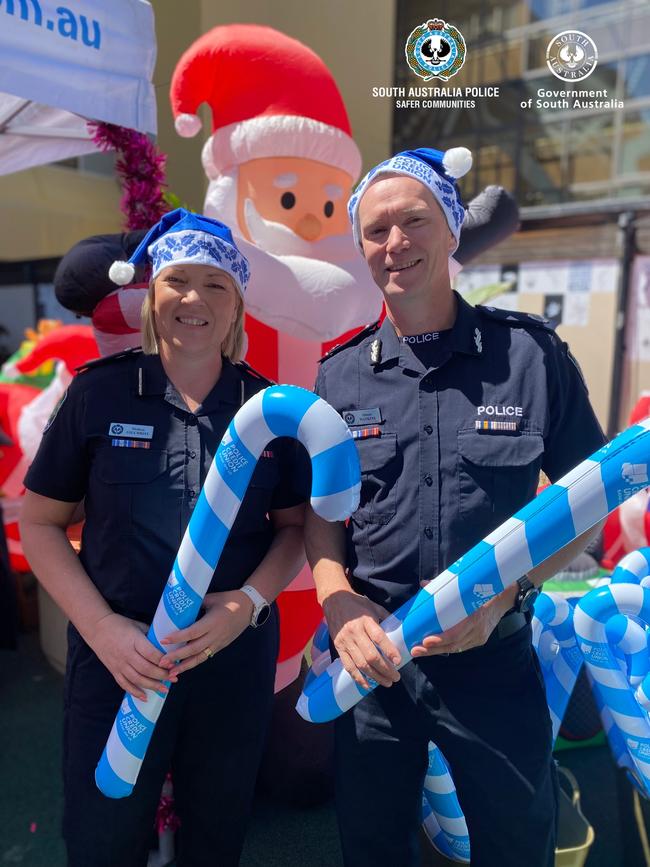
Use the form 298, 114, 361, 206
513, 575, 540, 613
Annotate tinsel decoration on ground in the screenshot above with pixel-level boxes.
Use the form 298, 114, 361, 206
88, 121, 167, 229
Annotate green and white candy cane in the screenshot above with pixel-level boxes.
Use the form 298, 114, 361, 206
95, 385, 361, 798
297, 418, 650, 723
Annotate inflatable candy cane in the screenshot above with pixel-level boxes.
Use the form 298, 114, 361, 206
298, 418, 650, 723
305, 594, 583, 863
611, 547, 650, 586
531, 593, 583, 742
575, 583, 650, 797
95, 385, 361, 798
421, 746, 470, 862
579, 548, 650, 797
308, 620, 470, 861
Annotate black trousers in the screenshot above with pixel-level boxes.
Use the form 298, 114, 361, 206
62, 609, 279, 867
335, 623, 558, 867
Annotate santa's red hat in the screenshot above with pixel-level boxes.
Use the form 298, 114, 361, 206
170, 24, 362, 180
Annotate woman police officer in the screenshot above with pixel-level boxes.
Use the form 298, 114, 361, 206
20, 210, 308, 867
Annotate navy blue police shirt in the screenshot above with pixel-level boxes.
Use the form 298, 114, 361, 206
24, 350, 307, 622
315, 292, 607, 612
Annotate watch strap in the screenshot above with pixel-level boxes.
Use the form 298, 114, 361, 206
514, 574, 539, 613
239, 584, 270, 627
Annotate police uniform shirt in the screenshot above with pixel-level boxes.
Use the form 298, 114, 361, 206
316, 292, 607, 612
24, 351, 307, 621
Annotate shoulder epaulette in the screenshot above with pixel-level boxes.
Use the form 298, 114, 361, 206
76, 346, 143, 374
235, 359, 275, 386
318, 320, 381, 364
476, 305, 554, 332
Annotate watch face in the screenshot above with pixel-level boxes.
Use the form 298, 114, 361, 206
521, 587, 540, 613
254, 603, 271, 627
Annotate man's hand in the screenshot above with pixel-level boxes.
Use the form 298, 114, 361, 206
323, 590, 402, 689
411, 583, 517, 657
89, 612, 176, 701
159, 591, 254, 677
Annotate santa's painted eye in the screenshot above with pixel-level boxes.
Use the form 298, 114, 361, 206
281, 192, 296, 209
324, 201, 334, 218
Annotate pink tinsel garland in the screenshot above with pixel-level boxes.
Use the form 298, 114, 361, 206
87, 122, 168, 230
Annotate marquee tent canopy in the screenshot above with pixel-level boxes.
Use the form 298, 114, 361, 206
0, 0, 157, 176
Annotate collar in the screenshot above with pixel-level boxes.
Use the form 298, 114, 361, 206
373, 291, 483, 372
135, 354, 242, 414
448, 291, 484, 357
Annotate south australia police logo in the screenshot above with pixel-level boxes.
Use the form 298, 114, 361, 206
405, 19, 466, 81
546, 31, 598, 82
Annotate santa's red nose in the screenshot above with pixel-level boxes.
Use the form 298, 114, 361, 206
294, 214, 322, 241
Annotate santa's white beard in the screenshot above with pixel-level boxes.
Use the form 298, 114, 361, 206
204, 172, 382, 342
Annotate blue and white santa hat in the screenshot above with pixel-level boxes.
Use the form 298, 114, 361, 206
108, 208, 250, 297
347, 147, 472, 253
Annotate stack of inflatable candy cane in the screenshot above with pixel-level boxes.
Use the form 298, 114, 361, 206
575, 545, 650, 798
95, 386, 361, 798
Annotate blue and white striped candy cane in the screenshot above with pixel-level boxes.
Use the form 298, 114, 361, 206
308, 620, 470, 861
531, 593, 583, 742
581, 548, 650, 795
95, 385, 361, 798
422, 745, 470, 862
575, 583, 650, 797
611, 547, 650, 586
297, 418, 650, 723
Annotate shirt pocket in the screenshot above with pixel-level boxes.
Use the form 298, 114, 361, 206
355, 433, 399, 524
457, 431, 544, 532
93, 447, 172, 533
96, 448, 168, 484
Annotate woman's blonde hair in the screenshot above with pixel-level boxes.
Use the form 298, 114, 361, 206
141, 273, 246, 362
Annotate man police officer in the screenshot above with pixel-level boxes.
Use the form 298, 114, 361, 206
304, 147, 606, 867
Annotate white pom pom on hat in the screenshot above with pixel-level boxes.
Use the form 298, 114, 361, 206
442, 147, 473, 180
175, 113, 203, 138
108, 261, 136, 286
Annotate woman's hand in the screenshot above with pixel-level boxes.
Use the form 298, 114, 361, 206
89, 612, 176, 701
159, 591, 254, 676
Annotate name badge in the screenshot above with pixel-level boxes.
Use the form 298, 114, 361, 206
342, 408, 382, 427
108, 422, 154, 440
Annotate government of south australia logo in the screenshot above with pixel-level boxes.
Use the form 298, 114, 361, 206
405, 19, 466, 81
546, 31, 598, 82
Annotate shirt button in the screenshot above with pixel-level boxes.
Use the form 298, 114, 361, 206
424, 526, 433, 539
189, 450, 197, 459
424, 424, 433, 435
189, 490, 196, 499
188, 414, 197, 425
424, 474, 433, 486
